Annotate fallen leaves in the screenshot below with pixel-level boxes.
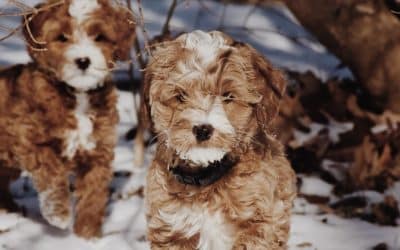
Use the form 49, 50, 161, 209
370, 196, 399, 226
278, 70, 400, 225
350, 137, 393, 191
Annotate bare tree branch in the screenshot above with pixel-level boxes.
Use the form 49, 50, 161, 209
136, 0, 151, 57
162, 0, 178, 35
0, 0, 64, 45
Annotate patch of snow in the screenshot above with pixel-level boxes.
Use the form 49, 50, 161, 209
326, 119, 354, 143
371, 124, 389, 134
292, 198, 322, 215
299, 175, 333, 198
292, 123, 324, 147
0, 213, 21, 231
292, 119, 353, 147
289, 214, 400, 250
321, 160, 349, 182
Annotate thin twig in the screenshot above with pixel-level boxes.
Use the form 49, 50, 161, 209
162, 0, 178, 35
124, 0, 140, 120
243, 1, 260, 25
0, 25, 20, 42
8, 0, 32, 10
125, 0, 136, 75
24, 15, 46, 45
134, 36, 146, 70
0, 0, 64, 44
217, 2, 227, 29
136, 0, 151, 57
125, 0, 132, 10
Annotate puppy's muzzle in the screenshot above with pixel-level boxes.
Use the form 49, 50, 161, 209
192, 124, 214, 142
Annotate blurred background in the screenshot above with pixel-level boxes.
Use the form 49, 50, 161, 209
1, 0, 400, 249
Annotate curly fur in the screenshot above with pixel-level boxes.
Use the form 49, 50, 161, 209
0, 0, 135, 239
144, 30, 296, 249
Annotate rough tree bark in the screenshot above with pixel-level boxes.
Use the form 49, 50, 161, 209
280, 0, 400, 113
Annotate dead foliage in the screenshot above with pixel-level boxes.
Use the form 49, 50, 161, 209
277, 70, 400, 225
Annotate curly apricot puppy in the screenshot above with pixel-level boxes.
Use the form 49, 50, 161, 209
144, 30, 296, 250
0, 0, 135, 238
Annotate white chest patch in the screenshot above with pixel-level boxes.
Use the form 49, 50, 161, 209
159, 207, 234, 250
68, 0, 99, 24
63, 93, 96, 159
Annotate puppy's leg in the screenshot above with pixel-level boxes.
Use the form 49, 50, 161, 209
232, 222, 289, 250
73, 158, 112, 238
29, 157, 72, 230
35, 176, 71, 229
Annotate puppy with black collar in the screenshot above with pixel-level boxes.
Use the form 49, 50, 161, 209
144, 30, 296, 249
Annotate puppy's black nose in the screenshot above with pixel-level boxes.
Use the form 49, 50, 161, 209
193, 124, 214, 142
75, 57, 91, 70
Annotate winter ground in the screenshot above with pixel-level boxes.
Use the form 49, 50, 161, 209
0, 1, 399, 250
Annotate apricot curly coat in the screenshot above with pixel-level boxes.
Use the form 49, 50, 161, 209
0, 0, 135, 238
144, 31, 296, 249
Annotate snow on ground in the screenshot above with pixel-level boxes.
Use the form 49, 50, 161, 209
0, 1, 398, 250
1, 92, 398, 250
290, 214, 400, 250
298, 175, 334, 198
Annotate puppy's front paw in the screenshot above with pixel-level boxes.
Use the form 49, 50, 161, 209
43, 212, 72, 229
38, 191, 72, 229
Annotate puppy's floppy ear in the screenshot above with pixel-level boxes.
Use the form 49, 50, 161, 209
139, 40, 179, 132
234, 42, 286, 131
253, 51, 286, 130
112, 6, 136, 61
22, 3, 49, 51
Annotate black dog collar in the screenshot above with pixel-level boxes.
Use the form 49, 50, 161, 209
170, 154, 238, 186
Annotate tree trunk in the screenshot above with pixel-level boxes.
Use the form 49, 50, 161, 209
281, 0, 400, 113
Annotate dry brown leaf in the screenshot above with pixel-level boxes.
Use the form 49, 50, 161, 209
296, 242, 313, 248
347, 95, 400, 131
350, 135, 396, 190
370, 195, 399, 226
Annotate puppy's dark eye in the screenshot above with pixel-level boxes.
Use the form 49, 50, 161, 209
176, 91, 187, 103
222, 92, 235, 103
95, 34, 108, 42
56, 33, 68, 42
